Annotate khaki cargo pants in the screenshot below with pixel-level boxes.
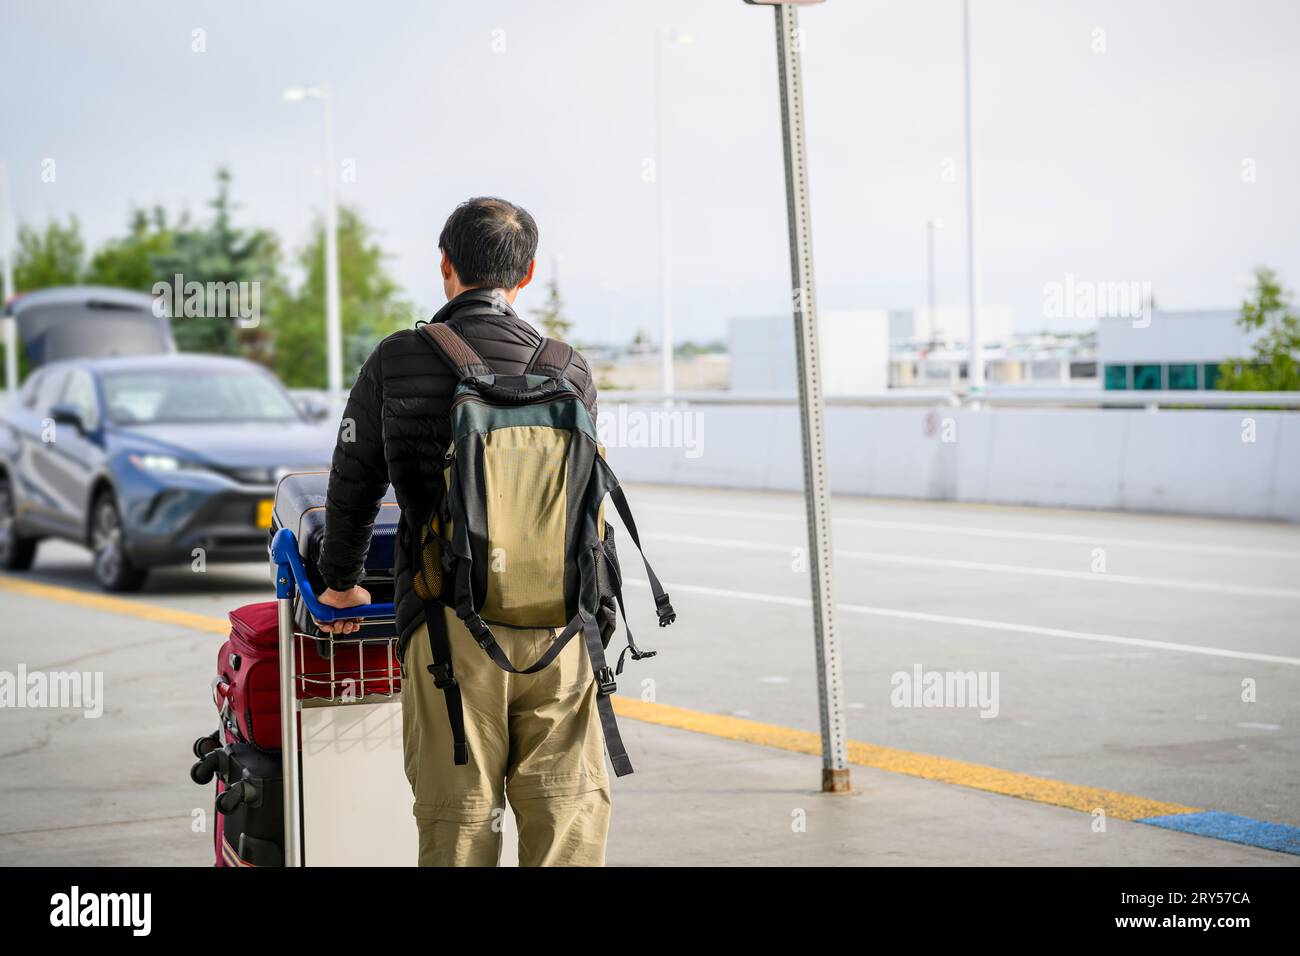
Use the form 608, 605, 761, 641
401, 608, 611, 866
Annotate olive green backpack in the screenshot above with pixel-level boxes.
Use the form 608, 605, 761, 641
413, 322, 676, 776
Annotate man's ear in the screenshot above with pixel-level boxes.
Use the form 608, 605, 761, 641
440, 249, 454, 281
516, 258, 536, 291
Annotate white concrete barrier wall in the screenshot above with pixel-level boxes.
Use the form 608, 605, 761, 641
598, 403, 1300, 522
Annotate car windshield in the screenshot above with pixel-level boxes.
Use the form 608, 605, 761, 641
103, 367, 301, 424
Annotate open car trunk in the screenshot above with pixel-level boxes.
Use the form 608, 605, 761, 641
6, 286, 177, 368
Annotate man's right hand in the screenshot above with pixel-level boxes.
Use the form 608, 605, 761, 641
316, 585, 372, 635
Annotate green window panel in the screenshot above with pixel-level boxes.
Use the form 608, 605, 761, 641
1104, 364, 1129, 390
1167, 363, 1197, 390
1133, 364, 1162, 390
1203, 363, 1221, 390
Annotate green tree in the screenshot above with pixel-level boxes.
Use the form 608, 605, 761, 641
1217, 267, 1300, 391
153, 167, 282, 357
529, 272, 573, 341
13, 215, 86, 289
85, 206, 180, 291
0, 217, 86, 385
271, 206, 412, 388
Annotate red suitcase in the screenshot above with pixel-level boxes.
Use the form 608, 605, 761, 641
212, 600, 401, 751
191, 473, 404, 866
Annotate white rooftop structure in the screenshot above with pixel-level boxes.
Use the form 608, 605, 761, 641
729, 310, 889, 395
888, 305, 1014, 347
1097, 309, 1253, 364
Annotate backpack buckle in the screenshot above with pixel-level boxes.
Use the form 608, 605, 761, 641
426, 663, 457, 690
595, 666, 618, 696
467, 617, 495, 650
616, 642, 657, 676
654, 593, 676, 627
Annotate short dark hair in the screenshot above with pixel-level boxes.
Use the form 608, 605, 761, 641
438, 197, 538, 290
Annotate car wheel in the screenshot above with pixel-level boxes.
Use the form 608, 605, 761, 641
91, 492, 148, 592
0, 475, 40, 571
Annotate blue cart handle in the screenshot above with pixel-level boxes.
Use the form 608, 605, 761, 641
271, 528, 396, 622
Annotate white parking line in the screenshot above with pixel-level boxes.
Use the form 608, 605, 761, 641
642, 531, 1300, 600
636, 503, 1300, 561
623, 578, 1300, 667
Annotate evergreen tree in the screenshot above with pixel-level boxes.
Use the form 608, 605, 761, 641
85, 206, 180, 291
529, 266, 573, 341
153, 167, 282, 356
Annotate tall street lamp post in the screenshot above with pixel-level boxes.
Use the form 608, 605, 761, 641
655, 29, 694, 398
284, 86, 344, 401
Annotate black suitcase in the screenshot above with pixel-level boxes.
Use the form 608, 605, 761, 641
190, 735, 284, 867
270, 471, 400, 639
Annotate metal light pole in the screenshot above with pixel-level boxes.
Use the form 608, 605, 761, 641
748, 0, 849, 793
285, 86, 344, 402
655, 29, 694, 399
926, 217, 943, 337
1, 164, 17, 395
961, 0, 985, 394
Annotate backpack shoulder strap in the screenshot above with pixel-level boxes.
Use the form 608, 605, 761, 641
524, 336, 575, 379
419, 322, 492, 379
606, 482, 675, 628
421, 600, 469, 766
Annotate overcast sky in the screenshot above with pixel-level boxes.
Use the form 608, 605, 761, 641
3, 0, 1298, 344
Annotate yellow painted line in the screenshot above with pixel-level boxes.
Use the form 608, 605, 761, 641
0, 575, 229, 634
612, 697, 1200, 821
2, 572, 1200, 821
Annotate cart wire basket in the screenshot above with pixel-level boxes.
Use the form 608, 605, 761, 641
271, 527, 401, 865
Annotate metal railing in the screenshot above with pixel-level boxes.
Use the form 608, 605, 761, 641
600, 387, 1300, 410
291, 383, 1300, 410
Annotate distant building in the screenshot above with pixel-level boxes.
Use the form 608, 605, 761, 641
888, 305, 1014, 348
884, 305, 1099, 387
1097, 309, 1253, 390
728, 310, 889, 394
889, 334, 1096, 388
722, 306, 1252, 393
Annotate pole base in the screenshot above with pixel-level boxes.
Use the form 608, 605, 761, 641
821, 767, 851, 793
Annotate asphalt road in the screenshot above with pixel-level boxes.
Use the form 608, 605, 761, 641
1, 483, 1297, 864
621, 485, 1300, 827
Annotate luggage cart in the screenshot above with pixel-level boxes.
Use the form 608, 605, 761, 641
270, 526, 405, 867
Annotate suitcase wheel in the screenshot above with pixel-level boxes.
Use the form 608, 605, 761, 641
191, 749, 222, 786
216, 779, 259, 814
193, 731, 221, 760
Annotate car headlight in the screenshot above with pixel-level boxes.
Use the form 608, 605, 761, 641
128, 453, 221, 478
129, 453, 182, 473
223, 466, 277, 485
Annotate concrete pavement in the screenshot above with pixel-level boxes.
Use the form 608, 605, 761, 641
0, 576, 1288, 865
0, 486, 1297, 865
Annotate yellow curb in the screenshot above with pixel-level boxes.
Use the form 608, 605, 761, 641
613, 697, 1200, 821
2, 573, 1201, 822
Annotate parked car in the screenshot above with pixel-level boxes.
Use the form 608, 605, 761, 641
0, 354, 335, 591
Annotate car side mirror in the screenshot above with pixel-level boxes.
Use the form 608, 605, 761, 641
296, 395, 331, 423
49, 402, 86, 434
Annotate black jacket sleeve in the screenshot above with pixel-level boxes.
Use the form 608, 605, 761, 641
318, 345, 389, 591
